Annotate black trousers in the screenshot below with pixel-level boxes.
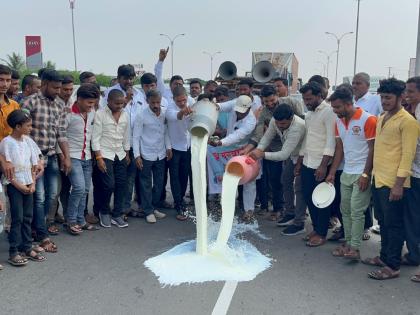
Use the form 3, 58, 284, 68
94, 157, 127, 218
404, 177, 420, 265
169, 149, 191, 208
7, 185, 33, 256
301, 165, 331, 237
372, 179, 405, 271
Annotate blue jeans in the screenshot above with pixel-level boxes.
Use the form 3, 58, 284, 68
67, 159, 92, 225
33, 155, 59, 241
124, 149, 139, 211
139, 158, 165, 215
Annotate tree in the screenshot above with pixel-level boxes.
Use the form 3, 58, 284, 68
43, 60, 56, 69
1, 52, 26, 72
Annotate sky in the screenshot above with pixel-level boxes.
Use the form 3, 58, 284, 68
2, 0, 419, 83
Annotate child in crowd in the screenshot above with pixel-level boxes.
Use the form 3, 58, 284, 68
0, 109, 45, 266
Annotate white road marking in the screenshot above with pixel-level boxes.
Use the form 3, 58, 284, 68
211, 281, 238, 315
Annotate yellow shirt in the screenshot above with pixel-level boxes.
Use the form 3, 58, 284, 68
0, 95, 20, 141
373, 108, 420, 188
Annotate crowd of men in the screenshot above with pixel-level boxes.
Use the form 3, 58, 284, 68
0, 47, 419, 283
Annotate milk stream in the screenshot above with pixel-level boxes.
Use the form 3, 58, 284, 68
191, 133, 209, 255
215, 173, 241, 249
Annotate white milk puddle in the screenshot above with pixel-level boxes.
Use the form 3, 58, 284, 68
144, 217, 271, 286
144, 131, 271, 286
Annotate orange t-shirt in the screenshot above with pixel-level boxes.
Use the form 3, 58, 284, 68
0, 95, 20, 141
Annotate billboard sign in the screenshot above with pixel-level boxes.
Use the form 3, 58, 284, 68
25, 36, 43, 69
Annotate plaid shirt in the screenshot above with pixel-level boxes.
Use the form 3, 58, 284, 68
22, 92, 67, 155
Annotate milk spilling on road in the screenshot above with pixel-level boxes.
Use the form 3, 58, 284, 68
191, 132, 209, 255
144, 131, 271, 286
215, 173, 241, 249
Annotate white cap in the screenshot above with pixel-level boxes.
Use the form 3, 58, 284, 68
234, 95, 252, 113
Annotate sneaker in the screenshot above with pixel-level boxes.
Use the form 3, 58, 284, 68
282, 224, 305, 236
111, 216, 128, 228
99, 213, 111, 228
154, 210, 166, 219
146, 214, 157, 224
371, 225, 380, 234
277, 214, 295, 227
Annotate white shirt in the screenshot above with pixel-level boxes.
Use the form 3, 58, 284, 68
413, 104, 420, 178
133, 105, 171, 161
124, 99, 143, 148
154, 61, 195, 105
100, 83, 141, 109
166, 100, 191, 151
220, 96, 262, 115
91, 106, 130, 160
300, 101, 336, 169
0, 136, 41, 185
355, 92, 383, 116
219, 101, 256, 146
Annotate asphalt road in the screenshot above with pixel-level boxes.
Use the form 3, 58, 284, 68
0, 204, 419, 315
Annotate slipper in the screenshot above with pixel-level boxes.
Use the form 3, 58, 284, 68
176, 214, 188, 221
411, 274, 420, 283
24, 250, 46, 262
47, 224, 60, 235
306, 236, 326, 247
40, 239, 58, 253
368, 267, 400, 280
8, 254, 28, 267
80, 223, 99, 231
362, 256, 386, 267
32, 245, 45, 253
332, 244, 349, 257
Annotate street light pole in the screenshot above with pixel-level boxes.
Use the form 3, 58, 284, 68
159, 33, 185, 77
203, 51, 221, 79
69, 0, 77, 71
354, 0, 361, 75
415, 0, 420, 75
325, 31, 353, 88
318, 50, 337, 79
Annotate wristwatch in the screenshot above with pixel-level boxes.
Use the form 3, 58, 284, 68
361, 173, 369, 178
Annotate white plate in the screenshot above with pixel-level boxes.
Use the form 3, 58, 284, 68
312, 182, 336, 209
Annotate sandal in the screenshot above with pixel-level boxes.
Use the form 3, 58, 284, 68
306, 235, 326, 247
39, 238, 58, 253
303, 231, 316, 241
332, 244, 349, 257
48, 224, 60, 235
8, 254, 28, 266
362, 256, 386, 267
24, 250, 46, 262
176, 213, 188, 221
242, 210, 255, 224
32, 245, 45, 253
0, 263, 3, 270
362, 230, 371, 241
67, 224, 82, 235
80, 223, 99, 231
268, 212, 280, 221
343, 248, 360, 261
368, 266, 400, 280
411, 274, 420, 283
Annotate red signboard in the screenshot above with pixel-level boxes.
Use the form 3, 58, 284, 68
25, 36, 42, 57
